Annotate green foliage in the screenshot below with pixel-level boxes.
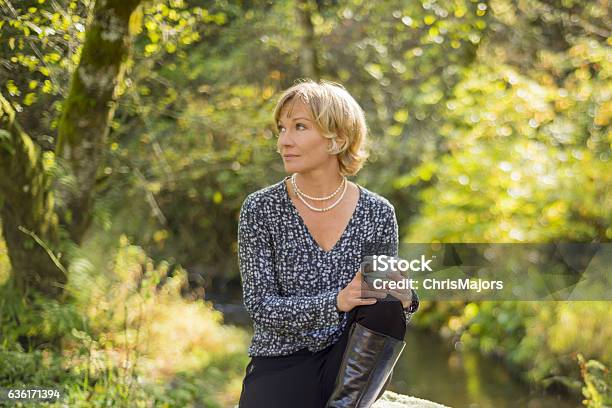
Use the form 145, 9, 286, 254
0, 282, 86, 350
0, 233, 249, 407
398, 1, 610, 397
578, 353, 611, 408
0, 0, 89, 148
411, 300, 612, 399
2, 0, 610, 404
96, 0, 490, 281
403, 39, 609, 243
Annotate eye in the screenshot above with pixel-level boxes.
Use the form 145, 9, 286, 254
296, 123, 307, 130
277, 125, 286, 134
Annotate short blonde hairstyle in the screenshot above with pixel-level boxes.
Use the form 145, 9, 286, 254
273, 79, 369, 177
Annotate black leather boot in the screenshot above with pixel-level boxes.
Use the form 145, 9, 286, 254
326, 322, 406, 408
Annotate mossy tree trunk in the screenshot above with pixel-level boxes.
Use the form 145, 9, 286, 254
55, 0, 142, 243
0, 0, 142, 299
0, 95, 64, 298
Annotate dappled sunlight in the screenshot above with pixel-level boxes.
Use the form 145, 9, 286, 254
1, 0, 609, 406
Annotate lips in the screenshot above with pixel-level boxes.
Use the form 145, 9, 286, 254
283, 154, 299, 159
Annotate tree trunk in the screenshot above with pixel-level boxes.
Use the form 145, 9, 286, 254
296, 0, 320, 80
0, 94, 65, 298
0, 0, 142, 299
55, 0, 142, 244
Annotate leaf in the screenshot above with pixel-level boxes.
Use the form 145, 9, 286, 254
0, 129, 16, 155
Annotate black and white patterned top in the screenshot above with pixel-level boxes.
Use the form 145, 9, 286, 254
238, 176, 420, 357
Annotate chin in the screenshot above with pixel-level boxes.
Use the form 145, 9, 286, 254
283, 163, 302, 173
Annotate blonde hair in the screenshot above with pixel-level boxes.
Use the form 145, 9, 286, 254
273, 79, 369, 176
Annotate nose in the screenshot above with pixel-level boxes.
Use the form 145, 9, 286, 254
278, 128, 295, 151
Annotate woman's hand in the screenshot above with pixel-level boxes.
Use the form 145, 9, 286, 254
336, 271, 387, 312
384, 271, 413, 309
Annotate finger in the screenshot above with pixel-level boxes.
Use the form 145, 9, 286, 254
354, 298, 378, 305
389, 290, 412, 308
382, 272, 400, 282
388, 272, 405, 281
386, 285, 410, 294
357, 278, 371, 290
360, 287, 387, 294
360, 289, 388, 299
348, 289, 364, 297
388, 289, 409, 302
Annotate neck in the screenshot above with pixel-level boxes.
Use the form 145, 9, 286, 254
293, 170, 344, 197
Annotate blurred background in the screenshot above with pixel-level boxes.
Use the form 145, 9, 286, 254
0, 0, 610, 406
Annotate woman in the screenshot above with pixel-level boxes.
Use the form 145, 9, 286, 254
237, 79, 419, 408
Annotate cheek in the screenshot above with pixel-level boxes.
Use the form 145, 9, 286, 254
301, 132, 328, 154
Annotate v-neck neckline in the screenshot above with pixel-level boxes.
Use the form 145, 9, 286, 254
281, 175, 364, 255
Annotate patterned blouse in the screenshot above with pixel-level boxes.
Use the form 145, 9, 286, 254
238, 176, 419, 357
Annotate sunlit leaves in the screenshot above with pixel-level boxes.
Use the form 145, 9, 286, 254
5, 80, 20, 96
139, 0, 226, 57
0, 0, 90, 125
401, 6, 611, 243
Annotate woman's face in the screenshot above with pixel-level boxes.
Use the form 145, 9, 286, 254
276, 99, 337, 174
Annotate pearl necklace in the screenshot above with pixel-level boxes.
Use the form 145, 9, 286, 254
291, 174, 348, 212
291, 173, 346, 201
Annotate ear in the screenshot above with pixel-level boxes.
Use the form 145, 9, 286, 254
335, 131, 349, 152
328, 138, 340, 154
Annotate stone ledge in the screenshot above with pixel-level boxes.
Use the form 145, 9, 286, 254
373, 391, 451, 408
233, 391, 449, 407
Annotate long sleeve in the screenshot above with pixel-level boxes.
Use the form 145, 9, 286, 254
378, 205, 420, 322
238, 196, 343, 334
